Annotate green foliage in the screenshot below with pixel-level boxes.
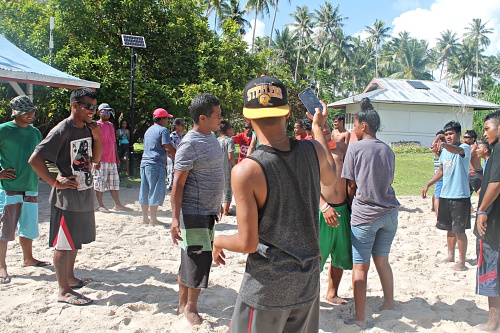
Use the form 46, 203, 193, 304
474, 84, 500, 136
391, 142, 430, 154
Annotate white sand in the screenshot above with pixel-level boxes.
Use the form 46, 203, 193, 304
0, 181, 488, 332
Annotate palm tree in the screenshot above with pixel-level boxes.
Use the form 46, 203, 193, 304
314, 2, 345, 36
221, 0, 251, 34
365, 19, 391, 77
205, 0, 229, 31
387, 38, 433, 80
448, 43, 475, 95
288, 6, 313, 82
273, 27, 297, 69
268, 0, 292, 48
464, 18, 493, 97
435, 30, 459, 84
245, 0, 271, 53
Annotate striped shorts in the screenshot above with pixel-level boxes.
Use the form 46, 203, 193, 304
0, 190, 39, 241
93, 162, 120, 192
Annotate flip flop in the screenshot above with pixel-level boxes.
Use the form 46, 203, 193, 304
0, 275, 11, 284
113, 206, 133, 212
57, 294, 93, 306
97, 206, 110, 213
22, 260, 51, 268
70, 278, 93, 289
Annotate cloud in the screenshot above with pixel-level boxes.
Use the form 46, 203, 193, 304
244, 19, 266, 46
392, 0, 421, 11
392, 0, 500, 55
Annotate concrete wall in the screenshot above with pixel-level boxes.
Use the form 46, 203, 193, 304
342, 103, 474, 147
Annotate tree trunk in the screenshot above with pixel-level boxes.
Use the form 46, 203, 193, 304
294, 33, 302, 82
268, 0, 279, 49
251, 1, 259, 54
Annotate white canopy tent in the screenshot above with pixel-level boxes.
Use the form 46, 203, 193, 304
0, 34, 100, 99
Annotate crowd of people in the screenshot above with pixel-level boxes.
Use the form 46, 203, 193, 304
0, 77, 499, 332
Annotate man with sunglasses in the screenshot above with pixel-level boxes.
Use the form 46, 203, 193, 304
93, 103, 131, 213
422, 121, 471, 271
29, 87, 102, 306
232, 121, 253, 163
463, 130, 483, 194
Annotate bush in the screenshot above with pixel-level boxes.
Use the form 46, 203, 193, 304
391, 141, 430, 154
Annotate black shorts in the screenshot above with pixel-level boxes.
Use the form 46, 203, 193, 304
118, 144, 130, 159
476, 239, 500, 297
469, 169, 483, 194
178, 214, 216, 289
436, 198, 471, 233
49, 206, 96, 250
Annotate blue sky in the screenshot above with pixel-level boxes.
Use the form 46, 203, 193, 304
237, 0, 500, 55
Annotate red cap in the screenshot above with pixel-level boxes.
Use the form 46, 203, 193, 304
153, 108, 173, 118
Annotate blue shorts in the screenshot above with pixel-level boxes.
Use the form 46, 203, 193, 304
139, 165, 166, 206
0, 190, 39, 241
476, 239, 500, 297
434, 179, 443, 199
351, 209, 398, 264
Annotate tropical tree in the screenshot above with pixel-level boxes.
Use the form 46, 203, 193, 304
314, 2, 345, 36
365, 19, 391, 77
288, 5, 314, 82
267, 0, 292, 48
463, 18, 493, 97
221, 0, 250, 34
272, 27, 297, 70
386, 38, 433, 80
205, 0, 229, 31
435, 30, 459, 83
245, 0, 271, 53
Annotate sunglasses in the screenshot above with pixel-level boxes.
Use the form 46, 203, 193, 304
244, 127, 252, 130
463, 136, 472, 139
100, 110, 113, 115
75, 101, 98, 112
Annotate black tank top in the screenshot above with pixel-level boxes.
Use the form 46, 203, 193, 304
238, 139, 322, 310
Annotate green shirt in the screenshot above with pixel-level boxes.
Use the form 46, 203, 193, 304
0, 121, 42, 191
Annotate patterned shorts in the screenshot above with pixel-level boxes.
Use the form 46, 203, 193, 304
93, 162, 120, 192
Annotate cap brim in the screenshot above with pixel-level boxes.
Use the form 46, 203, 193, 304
166, 114, 173, 118
243, 104, 289, 119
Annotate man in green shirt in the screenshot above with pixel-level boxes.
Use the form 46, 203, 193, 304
0, 96, 50, 284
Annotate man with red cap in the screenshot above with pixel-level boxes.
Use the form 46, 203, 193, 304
139, 108, 176, 225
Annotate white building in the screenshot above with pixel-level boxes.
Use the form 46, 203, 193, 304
328, 78, 499, 147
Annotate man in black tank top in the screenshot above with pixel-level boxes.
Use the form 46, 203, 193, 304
212, 76, 336, 333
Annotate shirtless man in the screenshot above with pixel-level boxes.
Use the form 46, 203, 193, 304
462, 130, 483, 194
313, 119, 352, 305
332, 114, 350, 145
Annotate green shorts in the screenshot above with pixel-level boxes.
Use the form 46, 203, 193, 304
319, 203, 352, 270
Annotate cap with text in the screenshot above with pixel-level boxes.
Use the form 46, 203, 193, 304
10, 95, 36, 117
243, 76, 289, 119
153, 108, 173, 118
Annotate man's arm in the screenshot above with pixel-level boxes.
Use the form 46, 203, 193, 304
28, 153, 78, 189
421, 165, 444, 198
213, 161, 261, 265
88, 122, 103, 163
477, 182, 500, 236
163, 143, 176, 158
439, 141, 465, 156
170, 169, 189, 244
346, 179, 356, 205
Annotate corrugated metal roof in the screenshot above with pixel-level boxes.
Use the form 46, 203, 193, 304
328, 78, 499, 110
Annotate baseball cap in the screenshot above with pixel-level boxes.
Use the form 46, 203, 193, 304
153, 108, 173, 118
242, 76, 289, 119
10, 96, 36, 117
98, 103, 113, 111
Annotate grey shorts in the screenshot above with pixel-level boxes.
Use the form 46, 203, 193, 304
229, 295, 319, 333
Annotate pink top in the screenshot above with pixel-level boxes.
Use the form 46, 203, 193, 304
97, 120, 116, 163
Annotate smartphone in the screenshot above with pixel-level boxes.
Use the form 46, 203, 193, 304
298, 88, 322, 116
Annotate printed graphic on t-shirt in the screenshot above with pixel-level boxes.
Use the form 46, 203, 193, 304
71, 137, 93, 190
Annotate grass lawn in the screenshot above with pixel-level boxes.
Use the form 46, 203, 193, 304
393, 153, 434, 196
122, 144, 436, 197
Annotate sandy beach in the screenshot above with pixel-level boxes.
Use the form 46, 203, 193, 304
0, 180, 488, 332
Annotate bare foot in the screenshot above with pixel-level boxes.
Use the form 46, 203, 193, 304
436, 257, 454, 264
325, 295, 347, 305
379, 301, 396, 311
184, 309, 203, 326
113, 205, 132, 211
344, 318, 366, 329
452, 262, 467, 271
474, 322, 498, 332
142, 217, 150, 225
